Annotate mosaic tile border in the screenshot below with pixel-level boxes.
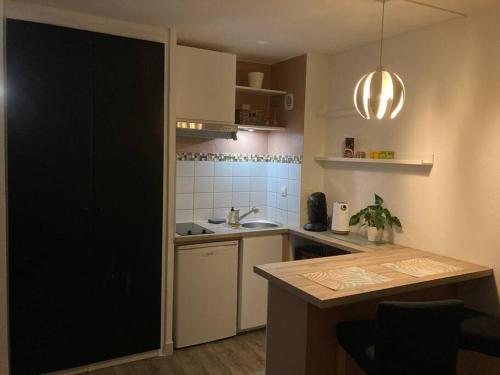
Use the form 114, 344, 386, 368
177, 152, 302, 164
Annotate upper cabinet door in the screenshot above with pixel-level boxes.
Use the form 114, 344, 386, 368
176, 45, 236, 123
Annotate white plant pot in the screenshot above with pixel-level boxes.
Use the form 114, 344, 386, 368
248, 72, 264, 88
367, 227, 383, 242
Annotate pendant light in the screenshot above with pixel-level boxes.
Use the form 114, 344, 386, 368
354, 0, 405, 120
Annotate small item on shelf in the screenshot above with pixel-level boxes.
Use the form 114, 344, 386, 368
235, 109, 250, 124
235, 108, 265, 126
270, 108, 282, 126
248, 72, 264, 89
248, 110, 265, 125
344, 138, 355, 158
377, 151, 396, 159
235, 104, 251, 125
355, 151, 366, 158
369, 151, 380, 159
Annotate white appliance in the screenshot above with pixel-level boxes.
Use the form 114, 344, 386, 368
332, 201, 350, 234
174, 240, 238, 348
238, 235, 282, 331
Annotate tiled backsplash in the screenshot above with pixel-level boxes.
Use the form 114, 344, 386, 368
177, 152, 302, 164
176, 158, 302, 226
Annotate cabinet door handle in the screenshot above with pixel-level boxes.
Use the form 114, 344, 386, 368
205, 252, 214, 256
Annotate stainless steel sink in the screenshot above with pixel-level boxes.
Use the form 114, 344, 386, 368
241, 220, 281, 229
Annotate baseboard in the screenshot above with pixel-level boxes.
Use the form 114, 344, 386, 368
160, 341, 174, 356
45, 349, 161, 375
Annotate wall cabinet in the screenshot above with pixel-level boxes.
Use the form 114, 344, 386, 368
6, 20, 164, 374
238, 235, 283, 331
176, 45, 236, 123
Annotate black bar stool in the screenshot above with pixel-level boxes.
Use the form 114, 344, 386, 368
336, 300, 464, 374
461, 307, 500, 358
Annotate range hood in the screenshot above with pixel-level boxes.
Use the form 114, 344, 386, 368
176, 120, 238, 140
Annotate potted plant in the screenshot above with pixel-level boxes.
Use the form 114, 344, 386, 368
349, 194, 402, 242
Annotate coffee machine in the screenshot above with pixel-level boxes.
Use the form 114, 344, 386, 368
303, 192, 328, 232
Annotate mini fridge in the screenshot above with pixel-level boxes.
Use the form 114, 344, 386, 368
174, 240, 238, 348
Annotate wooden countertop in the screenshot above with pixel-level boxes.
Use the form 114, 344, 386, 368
174, 225, 288, 245
288, 227, 406, 253
254, 247, 493, 309
175, 224, 403, 250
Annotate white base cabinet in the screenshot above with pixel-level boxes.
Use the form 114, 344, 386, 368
238, 235, 283, 331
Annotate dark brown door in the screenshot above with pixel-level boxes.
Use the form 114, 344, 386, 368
6, 19, 94, 374
89, 33, 164, 362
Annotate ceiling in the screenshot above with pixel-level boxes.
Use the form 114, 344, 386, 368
11, 0, 497, 63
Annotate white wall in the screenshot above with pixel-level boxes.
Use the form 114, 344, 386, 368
323, 4, 500, 314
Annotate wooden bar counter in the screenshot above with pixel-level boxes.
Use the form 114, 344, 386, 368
255, 247, 493, 375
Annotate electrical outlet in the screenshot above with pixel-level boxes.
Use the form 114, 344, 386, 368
281, 185, 288, 197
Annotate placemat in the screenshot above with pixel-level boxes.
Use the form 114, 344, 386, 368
302, 266, 392, 291
382, 257, 462, 278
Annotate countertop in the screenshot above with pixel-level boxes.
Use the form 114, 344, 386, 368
175, 221, 405, 254
288, 227, 406, 253
174, 220, 289, 245
254, 247, 493, 309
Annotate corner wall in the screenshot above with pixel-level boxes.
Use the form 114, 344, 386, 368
323, 5, 500, 314
301, 53, 329, 224
268, 54, 307, 156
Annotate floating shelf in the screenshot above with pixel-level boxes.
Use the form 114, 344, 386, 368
315, 154, 434, 166
236, 85, 287, 96
317, 108, 358, 119
237, 124, 286, 132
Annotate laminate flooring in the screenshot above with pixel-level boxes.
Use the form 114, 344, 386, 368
89, 330, 266, 375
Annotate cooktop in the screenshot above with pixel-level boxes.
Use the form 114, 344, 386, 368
176, 222, 214, 236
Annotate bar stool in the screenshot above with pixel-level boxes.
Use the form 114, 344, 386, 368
461, 307, 500, 358
336, 300, 464, 375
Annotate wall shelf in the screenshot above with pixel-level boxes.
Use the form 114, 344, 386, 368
315, 154, 434, 166
317, 108, 358, 119
236, 85, 287, 96
237, 124, 286, 132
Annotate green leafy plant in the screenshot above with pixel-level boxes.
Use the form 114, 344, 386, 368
349, 194, 402, 231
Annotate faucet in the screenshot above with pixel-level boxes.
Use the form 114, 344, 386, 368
228, 206, 259, 225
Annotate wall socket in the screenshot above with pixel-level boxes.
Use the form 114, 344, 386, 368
281, 185, 288, 197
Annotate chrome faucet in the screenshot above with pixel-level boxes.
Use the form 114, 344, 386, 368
228, 206, 259, 225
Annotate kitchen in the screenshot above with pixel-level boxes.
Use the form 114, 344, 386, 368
1, 0, 500, 375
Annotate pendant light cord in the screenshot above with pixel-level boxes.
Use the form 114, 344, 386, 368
379, 0, 386, 68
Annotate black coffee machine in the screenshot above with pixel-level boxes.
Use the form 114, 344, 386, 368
303, 192, 328, 232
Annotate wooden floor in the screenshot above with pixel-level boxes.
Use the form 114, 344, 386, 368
89, 330, 266, 375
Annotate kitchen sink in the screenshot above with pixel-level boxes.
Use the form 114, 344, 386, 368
241, 220, 281, 229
